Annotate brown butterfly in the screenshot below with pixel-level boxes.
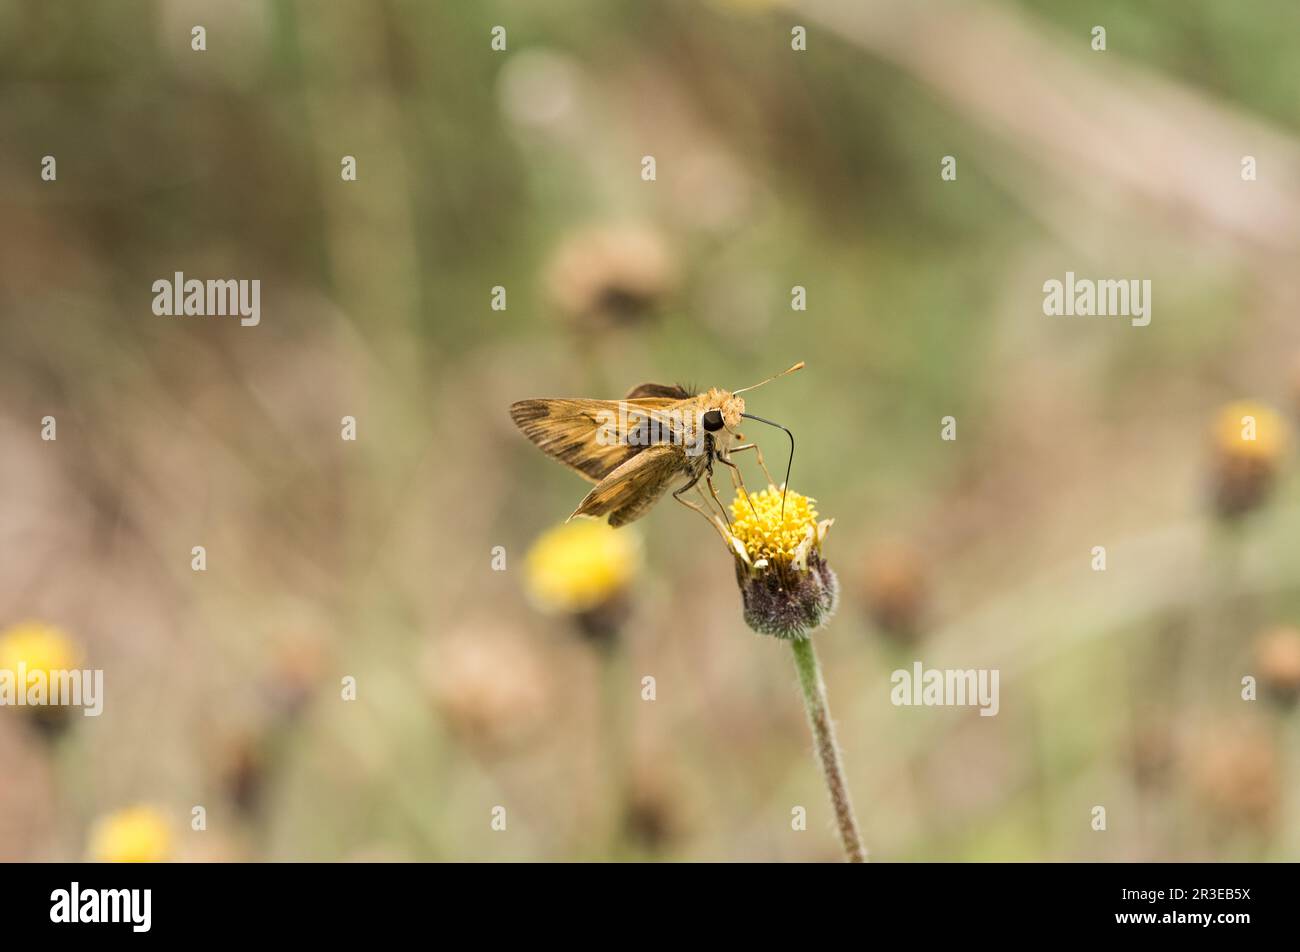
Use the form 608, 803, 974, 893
510, 362, 803, 542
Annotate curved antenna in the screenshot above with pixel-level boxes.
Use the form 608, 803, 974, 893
733, 360, 805, 396
741, 413, 795, 519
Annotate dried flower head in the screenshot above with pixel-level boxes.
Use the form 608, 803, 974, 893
1254, 625, 1300, 707
728, 486, 837, 639
1209, 401, 1289, 518
88, 806, 172, 863
543, 224, 678, 328
265, 637, 323, 721
1188, 725, 1279, 830
860, 541, 927, 644
423, 625, 550, 752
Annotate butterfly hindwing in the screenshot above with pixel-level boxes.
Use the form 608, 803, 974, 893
569, 442, 686, 526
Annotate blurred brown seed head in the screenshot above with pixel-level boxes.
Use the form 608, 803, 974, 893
422, 624, 550, 752
1128, 717, 1177, 789
860, 541, 927, 644
1208, 401, 1289, 519
543, 224, 678, 328
622, 757, 685, 854
1188, 725, 1279, 830
220, 730, 270, 818
1254, 626, 1300, 707
265, 637, 324, 722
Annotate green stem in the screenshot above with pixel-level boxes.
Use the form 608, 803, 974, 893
790, 636, 867, 862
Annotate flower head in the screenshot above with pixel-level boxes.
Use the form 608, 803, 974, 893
0, 621, 80, 676
0, 621, 81, 737
1188, 724, 1278, 830
1255, 626, 1300, 707
524, 520, 640, 615
860, 541, 927, 644
88, 806, 172, 863
422, 622, 550, 751
728, 486, 837, 639
543, 224, 678, 329
1209, 401, 1289, 518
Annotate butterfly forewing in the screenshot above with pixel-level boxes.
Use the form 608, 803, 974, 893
509, 396, 691, 483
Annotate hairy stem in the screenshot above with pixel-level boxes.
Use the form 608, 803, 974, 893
790, 636, 867, 862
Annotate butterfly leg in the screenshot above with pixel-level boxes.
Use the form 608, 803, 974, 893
728, 442, 778, 488
714, 449, 759, 517
673, 474, 733, 547
704, 474, 734, 528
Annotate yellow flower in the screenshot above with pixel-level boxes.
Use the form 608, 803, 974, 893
88, 806, 172, 863
1212, 401, 1288, 462
524, 520, 641, 614
728, 487, 838, 640
0, 621, 80, 678
728, 486, 831, 570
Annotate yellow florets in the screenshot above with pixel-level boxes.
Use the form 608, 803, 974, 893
524, 520, 641, 614
729, 486, 823, 566
88, 806, 172, 863
1212, 401, 1288, 462
0, 621, 80, 678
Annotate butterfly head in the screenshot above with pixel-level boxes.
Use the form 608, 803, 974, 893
700, 389, 745, 435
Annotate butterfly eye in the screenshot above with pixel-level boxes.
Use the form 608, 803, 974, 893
702, 409, 724, 432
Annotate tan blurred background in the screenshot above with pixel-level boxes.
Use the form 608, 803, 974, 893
3, 0, 1300, 861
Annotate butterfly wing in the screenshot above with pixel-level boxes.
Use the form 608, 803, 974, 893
510, 397, 684, 483
569, 442, 686, 526
624, 382, 692, 400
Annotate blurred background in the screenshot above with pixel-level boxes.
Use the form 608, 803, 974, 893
3, 0, 1300, 861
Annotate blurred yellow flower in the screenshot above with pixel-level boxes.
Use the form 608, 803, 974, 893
524, 520, 641, 614
1212, 401, 1288, 462
0, 621, 80, 677
88, 806, 172, 863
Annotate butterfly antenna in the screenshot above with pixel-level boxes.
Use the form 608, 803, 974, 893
740, 413, 795, 519
732, 360, 805, 396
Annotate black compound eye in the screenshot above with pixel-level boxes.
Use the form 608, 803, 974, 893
702, 409, 724, 432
